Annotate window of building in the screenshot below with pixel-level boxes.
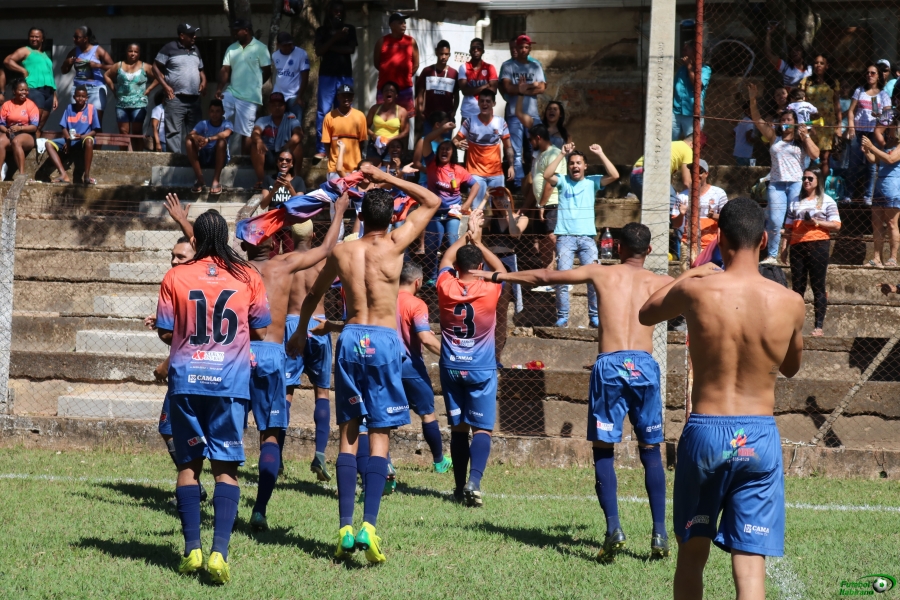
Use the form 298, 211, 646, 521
492, 14, 527, 46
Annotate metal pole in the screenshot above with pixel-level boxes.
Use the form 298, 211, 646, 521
689, 0, 705, 264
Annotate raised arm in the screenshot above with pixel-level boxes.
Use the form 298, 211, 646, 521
748, 83, 777, 141
639, 263, 723, 325
764, 27, 782, 70
164, 193, 193, 238
862, 134, 900, 163
361, 164, 440, 248
590, 144, 620, 186
281, 194, 349, 272
544, 142, 572, 185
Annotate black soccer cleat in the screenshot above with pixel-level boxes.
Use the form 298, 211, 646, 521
597, 528, 627, 562
650, 533, 670, 558
462, 480, 483, 508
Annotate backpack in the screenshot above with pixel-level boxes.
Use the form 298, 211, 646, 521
824, 174, 848, 203
759, 264, 788, 287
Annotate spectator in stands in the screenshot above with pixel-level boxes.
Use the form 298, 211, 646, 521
104, 43, 158, 152
748, 82, 819, 265
3, 28, 57, 138
630, 132, 696, 200
543, 142, 620, 328
0, 79, 39, 180
781, 168, 841, 336
499, 37, 543, 103
764, 24, 811, 89
799, 54, 842, 176
733, 102, 757, 166
453, 89, 513, 208
848, 64, 891, 205
43, 85, 99, 185
500, 35, 546, 188
250, 92, 303, 191
862, 123, 900, 268
374, 13, 419, 116
259, 148, 307, 256
672, 41, 712, 141
321, 84, 367, 179
217, 19, 272, 155
416, 40, 458, 136
313, 0, 357, 160
458, 38, 498, 124
543, 102, 570, 149
271, 32, 310, 120
366, 82, 409, 165
184, 98, 233, 195
61, 26, 113, 124
530, 124, 565, 269
153, 23, 205, 155
878, 60, 895, 100
671, 159, 729, 253
768, 86, 790, 122
150, 91, 166, 152
412, 111, 453, 179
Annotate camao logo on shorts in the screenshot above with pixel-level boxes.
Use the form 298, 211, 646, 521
192, 350, 225, 362
449, 355, 473, 362
469, 410, 484, 418
386, 405, 409, 414
723, 428, 756, 462
686, 515, 709, 528
222, 440, 243, 448
645, 424, 662, 433
449, 408, 461, 416
597, 420, 614, 432
744, 524, 769, 536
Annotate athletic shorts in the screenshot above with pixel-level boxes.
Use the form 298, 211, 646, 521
334, 323, 409, 429
402, 354, 435, 416
673, 414, 785, 557
158, 391, 172, 436
542, 205, 558, 234
222, 91, 258, 137
47, 137, 94, 152
440, 368, 497, 430
27, 86, 54, 112
284, 314, 333, 389
588, 350, 663, 444
170, 394, 248, 464
249, 341, 289, 431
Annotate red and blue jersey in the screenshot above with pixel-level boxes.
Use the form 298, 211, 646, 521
156, 259, 271, 399
397, 290, 431, 364
59, 103, 100, 135
436, 267, 501, 370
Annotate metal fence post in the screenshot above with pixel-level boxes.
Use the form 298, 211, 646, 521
0, 175, 25, 414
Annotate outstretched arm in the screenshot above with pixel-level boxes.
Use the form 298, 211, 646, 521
360, 164, 441, 249
281, 194, 350, 273
470, 263, 600, 287
748, 83, 777, 142
164, 193, 193, 238
286, 255, 339, 357
639, 263, 723, 325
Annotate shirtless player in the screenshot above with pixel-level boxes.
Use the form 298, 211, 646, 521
287, 164, 440, 564
639, 198, 804, 600
472, 222, 673, 559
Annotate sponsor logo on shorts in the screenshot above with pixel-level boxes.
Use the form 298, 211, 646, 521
686, 515, 709, 528
645, 423, 662, 433
449, 408, 461, 416
354, 334, 376, 356
187, 436, 203, 447
159, 411, 168, 423
469, 410, 484, 417
839, 574, 897, 595
285, 371, 293, 378
597, 420, 614, 432
617, 358, 642, 379
222, 440, 243, 448
188, 374, 223, 385
452, 338, 475, 348
192, 350, 225, 362
450, 355, 473, 362
386, 405, 409, 414
270, 410, 280, 415
723, 428, 756, 462
348, 395, 361, 405
743, 524, 769, 536
250, 350, 257, 368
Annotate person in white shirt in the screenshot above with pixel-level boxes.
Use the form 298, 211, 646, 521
764, 24, 811, 88
271, 32, 310, 120
671, 159, 729, 253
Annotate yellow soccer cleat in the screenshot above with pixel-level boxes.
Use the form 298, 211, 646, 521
356, 522, 386, 564
206, 551, 231, 584
335, 525, 357, 560
178, 548, 203, 574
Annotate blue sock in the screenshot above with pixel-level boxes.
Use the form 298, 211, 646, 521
313, 398, 330, 454
363, 456, 388, 526
639, 445, 667, 538
277, 400, 292, 461
450, 431, 470, 492
253, 441, 281, 517
175, 485, 202, 556
211, 482, 240, 561
421, 420, 444, 463
468, 433, 491, 486
593, 447, 620, 535
336, 453, 357, 528
356, 434, 370, 483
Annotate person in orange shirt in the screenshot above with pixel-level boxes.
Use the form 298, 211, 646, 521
452, 89, 514, 208
321, 84, 368, 179
0, 79, 39, 179
671, 159, 729, 253
373, 12, 419, 115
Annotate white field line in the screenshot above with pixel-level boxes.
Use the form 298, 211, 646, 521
766, 556, 807, 600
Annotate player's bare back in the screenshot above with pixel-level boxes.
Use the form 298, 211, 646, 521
593, 264, 672, 354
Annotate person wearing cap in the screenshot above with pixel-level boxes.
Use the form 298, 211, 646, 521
271, 32, 310, 121
878, 60, 897, 99
322, 84, 368, 179
416, 40, 458, 137
184, 98, 233, 195
499, 36, 542, 103
314, 0, 358, 160
250, 92, 304, 190
499, 34, 546, 188
153, 24, 206, 154
374, 12, 420, 117
217, 19, 273, 156
672, 41, 712, 141
672, 159, 729, 255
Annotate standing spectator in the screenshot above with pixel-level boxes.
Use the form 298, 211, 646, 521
184, 98, 233, 195
799, 54, 842, 176
313, 0, 357, 160
767, 86, 790, 122
0, 79, 38, 180
153, 23, 206, 155
250, 92, 303, 190
878, 59, 895, 100
848, 64, 891, 204
748, 82, 819, 264
416, 40, 458, 135
542, 142, 620, 328
366, 82, 409, 164
781, 169, 841, 336
764, 24, 811, 89
453, 89, 513, 208
458, 38, 498, 124
630, 132, 696, 200
500, 35, 546, 188
863, 126, 900, 267
44, 85, 100, 185
374, 13, 419, 116
271, 32, 310, 120
217, 19, 272, 155
3, 28, 57, 138
499, 37, 543, 103
104, 43, 158, 152
150, 91, 166, 152
671, 159, 729, 252
321, 84, 367, 179
530, 124, 566, 269
543, 102, 570, 149
61, 26, 113, 124
672, 41, 712, 141
733, 103, 757, 166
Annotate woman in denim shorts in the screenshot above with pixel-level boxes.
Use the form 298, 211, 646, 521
104, 43, 158, 151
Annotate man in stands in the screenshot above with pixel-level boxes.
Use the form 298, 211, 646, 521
271, 31, 310, 120
416, 40, 458, 136
314, 0, 358, 160
374, 12, 420, 116
499, 35, 545, 189
153, 23, 206, 154
453, 89, 513, 208
249, 92, 303, 191
184, 99, 233, 195
44, 85, 99, 185
458, 38, 498, 125
321, 84, 368, 180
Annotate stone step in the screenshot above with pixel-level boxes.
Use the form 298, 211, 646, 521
75, 330, 167, 355
57, 391, 162, 420
137, 200, 249, 222
12, 313, 147, 352
15, 217, 181, 250
150, 165, 259, 189
93, 295, 158, 319
14, 280, 160, 315
14, 249, 169, 281
125, 230, 186, 251
108, 262, 170, 283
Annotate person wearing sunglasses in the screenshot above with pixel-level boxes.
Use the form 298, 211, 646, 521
847, 63, 891, 205
153, 23, 206, 154
259, 149, 307, 256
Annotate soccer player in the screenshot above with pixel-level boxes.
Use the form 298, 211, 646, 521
156, 210, 271, 584
397, 262, 451, 473
639, 198, 804, 600
436, 210, 506, 506
471, 222, 673, 558
287, 164, 440, 563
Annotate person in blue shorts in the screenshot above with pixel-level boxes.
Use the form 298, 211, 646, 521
640, 198, 805, 599
185, 99, 233, 195
288, 165, 440, 563
44, 85, 100, 185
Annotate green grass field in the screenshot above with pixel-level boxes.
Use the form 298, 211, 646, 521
0, 447, 897, 599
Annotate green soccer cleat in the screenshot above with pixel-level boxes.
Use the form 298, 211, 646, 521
433, 456, 453, 474
310, 452, 332, 482
178, 548, 203, 574
334, 525, 357, 560
206, 551, 231, 584
597, 528, 627, 562
250, 511, 269, 531
383, 461, 397, 495
463, 480, 483, 508
356, 522, 386, 564
651, 533, 670, 558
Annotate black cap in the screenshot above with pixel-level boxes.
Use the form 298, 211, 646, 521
177, 23, 200, 36
269, 92, 286, 102
389, 12, 407, 23
276, 31, 293, 44
337, 83, 354, 95
230, 18, 252, 31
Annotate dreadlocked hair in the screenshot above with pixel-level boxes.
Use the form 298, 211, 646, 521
187, 210, 252, 283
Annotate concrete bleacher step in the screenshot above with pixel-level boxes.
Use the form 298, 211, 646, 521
125, 230, 186, 251
14, 248, 169, 281
108, 262, 170, 283
57, 390, 163, 420
14, 281, 160, 315
150, 165, 259, 189
93, 295, 158, 318
75, 330, 167, 355
137, 200, 249, 222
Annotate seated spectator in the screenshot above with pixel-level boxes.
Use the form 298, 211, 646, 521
374, 12, 419, 116
366, 82, 409, 165
44, 84, 99, 184
150, 91, 166, 152
416, 40, 458, 135
0, 79, 39, 180
321, 84, 367, 180
250, 92, 303, 190
453, 89, 513, 208
184, 98, 233, 194
671, 159, 728, 253
764, 24, 811, 89
259, 148, 307, 256
104, 43, 158, 152
863, 126, 900, 267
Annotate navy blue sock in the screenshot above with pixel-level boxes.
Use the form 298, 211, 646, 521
421, 420, 444, 463
363, 456, 388, 526
175, 485, 202, 556
211, 482, 240, 561
450, 431, 470, 492
593, 447, 620, 535
277, 400, 292, 461
639, 445, 667, 538
253, 441, 281, 517
468, 433, 491, 486
356, 434, 370, 483
313, 398, 330, 454
336, 453, 357, 528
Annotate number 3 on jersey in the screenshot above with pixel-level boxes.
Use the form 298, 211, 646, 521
453, 302, 476, 339
189, 289, 239, 345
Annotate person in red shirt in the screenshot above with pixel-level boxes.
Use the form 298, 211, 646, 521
416, 40, 458, 136
0, 79, 39, 179
458, 38, 499, 123
374, 12, 419, 115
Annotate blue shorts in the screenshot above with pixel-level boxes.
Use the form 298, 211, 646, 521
158, 391, 172, 436
47, 137, 94, 152
284, 314, 333, 389
170, 394, 248, 464
116, 106, 147, 123
874, 176, 900, 209
249, 341, 289, 432
440, 368, 497, 430
198, 146, 220, 168
588, 350, 663, 444
334, 324, 409, 429
673, 414, 785, 556
402, 354, 435, 416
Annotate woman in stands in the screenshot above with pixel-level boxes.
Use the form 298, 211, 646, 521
365, 81, 409, 165
0, 79, 39, 180
800, 54, 842, 176
847, 63, 892, 204
61, 25, 113, 124
104, 43, 158, 152
862, 117, 900, 268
